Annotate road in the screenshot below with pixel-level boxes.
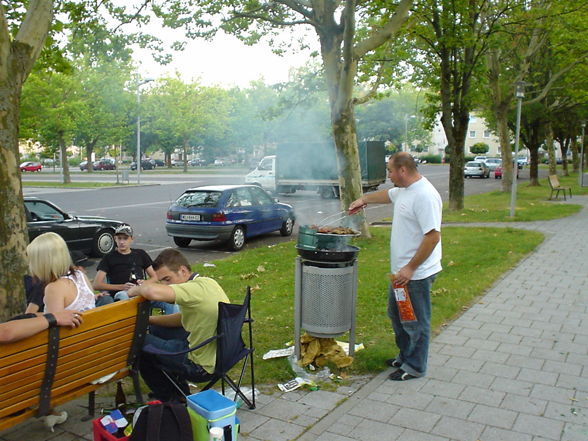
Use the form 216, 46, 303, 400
22, 165, 541, 272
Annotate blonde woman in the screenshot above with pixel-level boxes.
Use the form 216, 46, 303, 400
27, 232, 99, 313
26, 232, 100, 430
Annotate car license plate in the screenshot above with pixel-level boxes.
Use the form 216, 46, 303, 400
180, 214, 200, 221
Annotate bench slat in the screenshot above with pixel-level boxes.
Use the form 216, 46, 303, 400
0, 333, 133, 395
0, 299, 140, 360
0, 298, 147, 433
0, 321, 135, 377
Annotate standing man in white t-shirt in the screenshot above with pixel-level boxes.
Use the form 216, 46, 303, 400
349, 152, 442, 381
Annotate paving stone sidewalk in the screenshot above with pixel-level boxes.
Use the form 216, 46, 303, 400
2, 196, 587, 441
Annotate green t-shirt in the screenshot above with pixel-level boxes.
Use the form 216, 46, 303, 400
172, 277, 229, 373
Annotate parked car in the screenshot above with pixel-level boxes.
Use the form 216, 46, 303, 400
494, 165, 519, 179
93, 159, 116, 170
189, 159, 207, 166
79, 161, 89, 171
20, 161, 42, 172
165, 184, 296, 251
464, 161, 490, 178
474, 155, 488, 163
213, 159, 225, 166
516, 157, 528, 167
485, 158, 502, 171
130, 160, 154, 170
150, 159, 165, 167
24, 197, 124, 257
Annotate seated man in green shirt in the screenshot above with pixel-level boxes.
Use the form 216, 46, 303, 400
128, 248, 229, 401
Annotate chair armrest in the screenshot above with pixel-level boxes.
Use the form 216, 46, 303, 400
143, 334, 221, 356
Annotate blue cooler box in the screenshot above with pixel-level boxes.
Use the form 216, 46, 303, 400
187, 390, 238, 441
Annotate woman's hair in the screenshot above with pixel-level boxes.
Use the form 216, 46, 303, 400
27, 232, 73, 283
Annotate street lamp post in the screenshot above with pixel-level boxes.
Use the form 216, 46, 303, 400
509, 82, 525, 217
136, 78, 154, 184
580, 121, 586, 187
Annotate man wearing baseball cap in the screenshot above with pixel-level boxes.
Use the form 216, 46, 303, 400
93, 224, 157, 300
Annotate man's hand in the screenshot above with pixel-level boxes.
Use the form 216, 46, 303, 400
394, 265, 415, 286
127, 285, 141, 297
348, 197, 367, 215
54, 310, 83, 328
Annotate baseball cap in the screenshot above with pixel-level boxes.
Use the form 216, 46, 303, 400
115, 224, 133, 236
70, 250, 92, 268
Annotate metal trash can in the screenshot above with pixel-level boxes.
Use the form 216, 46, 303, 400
294, 246, 359, 358
299, 264, 355, 336
121, 169, 130, 183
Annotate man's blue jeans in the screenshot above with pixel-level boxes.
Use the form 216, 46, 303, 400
139, 334, 213, 401
387, 274, 437, 377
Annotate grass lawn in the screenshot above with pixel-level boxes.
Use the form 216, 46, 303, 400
191, 225, 544, 385
443, 174, 586, 223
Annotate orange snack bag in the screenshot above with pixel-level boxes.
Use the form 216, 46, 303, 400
389, 275, 417, 322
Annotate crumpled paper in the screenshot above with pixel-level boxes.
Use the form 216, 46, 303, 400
298, 333, 354, 368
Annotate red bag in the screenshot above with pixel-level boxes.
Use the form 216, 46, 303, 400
390, 276, 417, 323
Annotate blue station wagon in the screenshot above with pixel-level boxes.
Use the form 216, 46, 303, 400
165, 185, 296, 251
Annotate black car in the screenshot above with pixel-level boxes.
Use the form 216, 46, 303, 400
130, 160, 154, 170
25, 198, 124, 257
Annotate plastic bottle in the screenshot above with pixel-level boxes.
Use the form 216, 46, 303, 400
208, 426, 224, 441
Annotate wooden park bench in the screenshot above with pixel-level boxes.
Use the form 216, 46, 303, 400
548, 175, 572, 201
0, 297, 149, 432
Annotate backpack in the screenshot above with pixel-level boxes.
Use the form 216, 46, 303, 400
129, 403, 192, 441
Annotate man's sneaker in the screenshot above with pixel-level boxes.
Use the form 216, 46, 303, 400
385, 358, 402, 368
388, 369, 417, 381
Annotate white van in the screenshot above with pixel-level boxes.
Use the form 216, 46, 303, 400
244, 156, 276, 192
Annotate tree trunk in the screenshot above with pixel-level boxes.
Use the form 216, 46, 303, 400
0, 77, 28, 320
0, 1, 54, 319
546, 123, 556, 176
59, 134, 71, 184
85, 139, 98, 173
183, 140, 188, 173
332, 103, 367, 235
316, 7, 370, 236
487, 50, 514, 192
85, 145, 94, 172
561, 138, 569, 177
571, 138, 578, 173
529, 147, 540, 185
495, 107, 514, 192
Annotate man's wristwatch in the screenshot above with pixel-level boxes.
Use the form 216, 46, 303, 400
43, 313, 57, 328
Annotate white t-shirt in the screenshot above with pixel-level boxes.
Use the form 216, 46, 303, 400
387, 176, 442, 280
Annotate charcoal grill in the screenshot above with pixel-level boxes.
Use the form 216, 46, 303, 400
294, 238, 359, 359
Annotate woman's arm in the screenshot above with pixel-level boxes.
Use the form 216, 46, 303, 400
0, 310, 83, 343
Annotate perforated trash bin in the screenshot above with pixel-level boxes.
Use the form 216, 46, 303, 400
294, 246, 359, 358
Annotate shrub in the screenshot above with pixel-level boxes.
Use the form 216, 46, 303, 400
420, 154, 442, 164
470, 142, 490, 154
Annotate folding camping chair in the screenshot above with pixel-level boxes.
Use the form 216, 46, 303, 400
143, 286, 256, 409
